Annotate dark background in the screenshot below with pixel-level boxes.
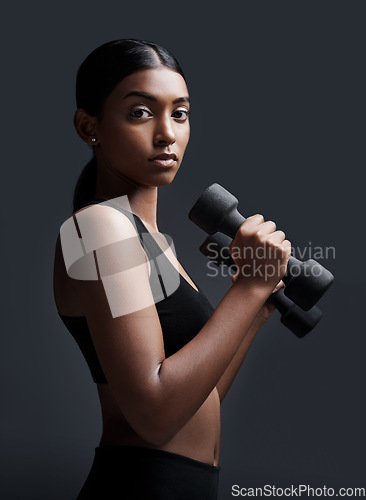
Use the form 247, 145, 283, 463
2, 1, 365, 498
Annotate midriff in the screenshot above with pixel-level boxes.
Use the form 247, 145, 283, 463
97, 382, 221, 467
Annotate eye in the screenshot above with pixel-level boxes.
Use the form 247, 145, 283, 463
172, 108, 190, 121
129, 107, 152, 120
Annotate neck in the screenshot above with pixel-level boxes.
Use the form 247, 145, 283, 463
93, 158, 159, 232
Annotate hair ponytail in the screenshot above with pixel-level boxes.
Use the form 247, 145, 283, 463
72, 155, 98, 213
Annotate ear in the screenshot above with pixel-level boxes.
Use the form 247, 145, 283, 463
74, 109, 98, 145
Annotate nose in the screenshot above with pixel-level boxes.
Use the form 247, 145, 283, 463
153, 113, 176, 146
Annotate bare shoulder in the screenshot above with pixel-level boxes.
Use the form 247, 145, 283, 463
71, 202, 139, 243
60, 203, 146, 277
67, 202, 152, 314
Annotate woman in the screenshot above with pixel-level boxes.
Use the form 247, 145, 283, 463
53, 39, 291, 499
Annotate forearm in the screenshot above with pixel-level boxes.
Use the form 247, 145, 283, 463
215, 314, 267, 404
150, 282, 272, 442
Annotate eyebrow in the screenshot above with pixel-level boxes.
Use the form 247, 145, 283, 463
122, 91, 190, 104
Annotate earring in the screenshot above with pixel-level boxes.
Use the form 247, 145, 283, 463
91, 137, 97, 144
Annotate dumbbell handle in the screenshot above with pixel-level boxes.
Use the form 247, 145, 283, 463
189, 183, 334, 311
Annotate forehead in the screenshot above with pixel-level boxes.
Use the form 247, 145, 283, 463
111, 67, 189, 101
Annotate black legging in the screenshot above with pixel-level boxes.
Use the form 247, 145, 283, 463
76, 444, 220, 499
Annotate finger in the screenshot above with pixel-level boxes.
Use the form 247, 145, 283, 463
272, 280, 285, 293
232, 268, 239, 283
256, 220, 277, 235
242, 213, 265, 228
281, 239, 292, 256
266, 230, 286, 245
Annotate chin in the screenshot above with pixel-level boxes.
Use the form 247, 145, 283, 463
151, 178, 176, 188
146, 170, 179, 187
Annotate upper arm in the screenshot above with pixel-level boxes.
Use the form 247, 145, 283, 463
65, 205, 166, 441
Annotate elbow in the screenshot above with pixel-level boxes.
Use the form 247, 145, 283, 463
127, 393, 180, 447
129, 365, 180, 446
113, 365, 181, 446
139, 426, 175, 447
133, 411, 178, 447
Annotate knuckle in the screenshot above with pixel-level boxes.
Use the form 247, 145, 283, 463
282, 245, 291, 259
238, 225, 248, 238
255, 229, 266, 243
260, 233, 268, 244
277, 230, 286, 239
251, 213, 264, 222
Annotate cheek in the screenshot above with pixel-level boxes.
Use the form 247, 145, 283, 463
179, 126, 190, 149
104, 123, 148, 154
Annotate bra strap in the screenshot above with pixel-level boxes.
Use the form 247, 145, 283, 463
80, 199, 170, 300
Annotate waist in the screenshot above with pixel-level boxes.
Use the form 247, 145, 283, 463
95, 444, 220, 472
98, 386, 221, 466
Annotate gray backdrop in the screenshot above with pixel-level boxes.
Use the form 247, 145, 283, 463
2, 1, 365, 498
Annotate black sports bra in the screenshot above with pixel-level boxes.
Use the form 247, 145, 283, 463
57, 198, 215, 384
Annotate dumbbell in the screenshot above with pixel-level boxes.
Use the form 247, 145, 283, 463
189, 183, 334, 311
200, 232, 322, 338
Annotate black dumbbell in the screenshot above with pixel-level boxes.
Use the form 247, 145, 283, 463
189, 183, 334, 311
200, 232, 322, 338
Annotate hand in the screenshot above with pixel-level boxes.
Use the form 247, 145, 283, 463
228, 214, 291, 291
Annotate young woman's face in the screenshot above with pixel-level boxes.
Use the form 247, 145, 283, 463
94, 67, 190, 187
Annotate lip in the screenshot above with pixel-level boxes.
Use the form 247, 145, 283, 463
149, 153, 178, 161
149, 153, 178, 168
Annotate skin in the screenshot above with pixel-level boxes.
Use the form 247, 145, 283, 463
53, 66, 291, 468
74, 67, 191, 231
